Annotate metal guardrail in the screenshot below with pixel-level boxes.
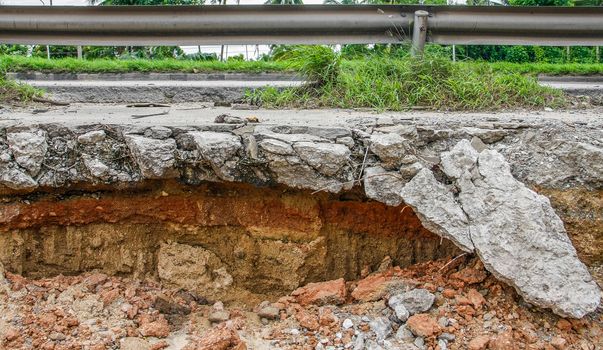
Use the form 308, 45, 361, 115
0, 5, 602, 47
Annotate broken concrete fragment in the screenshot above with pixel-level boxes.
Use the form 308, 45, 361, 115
262, 151, 349, 193
370, 133, 410, 169
293, 142, 351, 176
259, 138, 294, 155
389, 289, 435, 316
439, 139, 479, 179
190, 131, 241, 165
460, 149, 601, 318
189, 131, 241, 180
363, 166, 406, 206
400, 140, 601, 317
125, 135, 176, 179
7, 130, 47, 176
399, 168, 474, 253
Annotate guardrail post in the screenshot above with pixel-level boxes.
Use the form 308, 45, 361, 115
411, 10, 429, 57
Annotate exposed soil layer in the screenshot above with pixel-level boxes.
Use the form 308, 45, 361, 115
1, 257, 601, 350
539, 188, 603, 286
0, 181, 461, 306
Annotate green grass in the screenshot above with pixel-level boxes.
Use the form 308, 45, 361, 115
4, 53, 596, 110
3, 54, 603, 77
0, 55, 291, 74
247, 54, 566, 111
0, 75, 42, 103
489, 62, 603, 76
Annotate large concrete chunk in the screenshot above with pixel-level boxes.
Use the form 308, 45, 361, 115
189, 131, 241, 181
7, 130, 48, 176
439, 139, 478, 179
125, 135, 176, 179
189, 131, 241, 166
462, 149, 601, 318
400, 168, 474, 252
370, 133, 410, 169
363, 166, 406, 207
293, 142, 351, 176
398, 140, 601, 318
262, 151, 349, 193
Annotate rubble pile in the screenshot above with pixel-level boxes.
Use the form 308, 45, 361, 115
1, 257, 600, 350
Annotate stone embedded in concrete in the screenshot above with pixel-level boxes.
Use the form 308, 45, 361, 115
460, 127, 508, 144
255, 126, 327, 144
125, 135, 177, 179
77, 130, 106, 144
7, 130, 48, 176
370, 133, 410, 169
0, 168, 38, 190
363, 166, 406, 207
388, 299, 410, 322
82, 155, 111, 180
293, 142, 351, 176
399, 163, 423, 182
399, 168, 474, 253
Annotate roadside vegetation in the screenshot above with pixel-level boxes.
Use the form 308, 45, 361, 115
490, 62, 603, 76
245, 47, 565, 111
3, 41, 600, 110
0, 74, 42, 104
3, 54, 603, 76
0, 55, 290, 74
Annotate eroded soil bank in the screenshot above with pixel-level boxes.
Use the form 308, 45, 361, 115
0, 181, 460, 306
1, 106, 602, 348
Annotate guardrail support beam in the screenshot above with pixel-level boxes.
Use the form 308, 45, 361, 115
411, 10, 429, 57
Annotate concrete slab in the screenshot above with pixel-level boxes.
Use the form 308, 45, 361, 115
1, 103, 602, 128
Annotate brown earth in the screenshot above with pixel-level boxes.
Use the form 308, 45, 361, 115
0, 181, 460, 306
539, 188, 603, 286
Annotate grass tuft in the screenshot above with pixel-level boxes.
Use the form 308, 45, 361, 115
0, 75, 42, 103
247, 53, 565, 111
